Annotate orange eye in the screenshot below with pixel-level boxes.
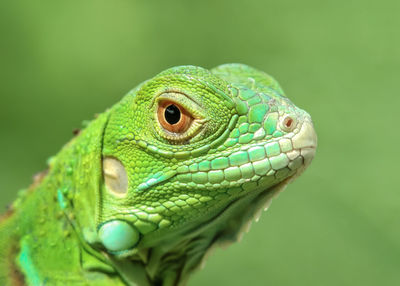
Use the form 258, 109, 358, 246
157, 101, 193, 133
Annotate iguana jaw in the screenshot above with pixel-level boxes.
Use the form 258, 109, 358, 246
116, 120, 317, 284
96, 115, 317, 254
139, 117, 317, 244
113, 172, 296, 286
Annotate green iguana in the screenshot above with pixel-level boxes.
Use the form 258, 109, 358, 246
0, 64, 317, 286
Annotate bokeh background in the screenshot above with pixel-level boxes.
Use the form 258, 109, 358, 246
0, 0, 399, 285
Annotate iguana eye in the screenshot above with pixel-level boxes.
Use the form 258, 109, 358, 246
157, 101, 193, 133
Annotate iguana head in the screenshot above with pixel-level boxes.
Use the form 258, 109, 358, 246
96, 64, 316, 282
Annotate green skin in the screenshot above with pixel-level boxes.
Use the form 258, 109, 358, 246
0, 64, 317, 286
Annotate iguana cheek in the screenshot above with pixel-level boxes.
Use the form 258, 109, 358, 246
103, 157, 128, 196
98, 220, 140, 252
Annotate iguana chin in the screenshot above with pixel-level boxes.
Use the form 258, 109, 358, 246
0, 64, 317, 286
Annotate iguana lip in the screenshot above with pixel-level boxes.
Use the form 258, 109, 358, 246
291, 120, 317, 166
300, 146, 316, 167
292, 120, 317, 150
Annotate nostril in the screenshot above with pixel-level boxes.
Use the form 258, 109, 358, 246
281, 116, 296, 132
285, 118, 293, 128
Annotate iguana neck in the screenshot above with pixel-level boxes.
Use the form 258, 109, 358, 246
1, 111, 125, 285
108, 179, 289, 286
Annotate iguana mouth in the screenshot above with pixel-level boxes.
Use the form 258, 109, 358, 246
134, 175, 292, 268
137, 154, 308, 251
168, 117, 317, 189
291, 119, 317, 166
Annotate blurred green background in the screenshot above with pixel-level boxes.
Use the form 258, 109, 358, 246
0, 0, 398, 285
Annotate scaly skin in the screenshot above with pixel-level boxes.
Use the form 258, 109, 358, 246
0, 64, 317, 286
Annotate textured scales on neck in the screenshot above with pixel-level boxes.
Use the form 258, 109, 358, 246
0, 64, 316, 286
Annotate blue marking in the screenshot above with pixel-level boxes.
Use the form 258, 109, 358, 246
137, 170, 177, 191
57, 189, 67, 210
19, 239, 41, 285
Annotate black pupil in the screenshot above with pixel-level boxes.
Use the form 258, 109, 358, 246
164, 104, 181, 125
